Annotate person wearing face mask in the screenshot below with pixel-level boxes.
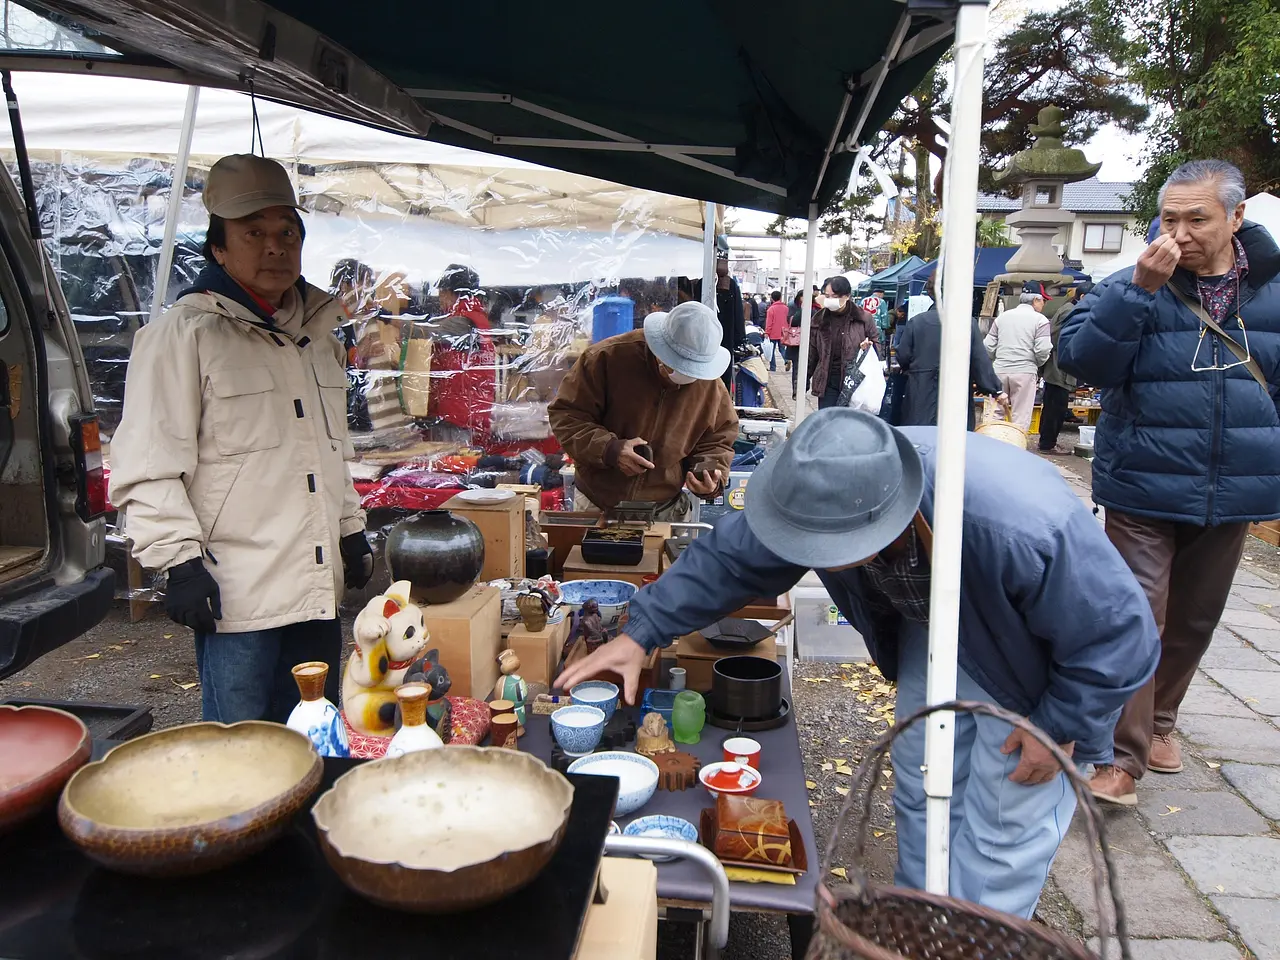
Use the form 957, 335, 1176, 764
549, 301, 738, 521
807, 275, 880, 409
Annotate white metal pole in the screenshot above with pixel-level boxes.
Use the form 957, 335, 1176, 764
792, 207, 818, 429
702, 200, 717, 309
150, 85, 200, 321
923, 0, 988, 896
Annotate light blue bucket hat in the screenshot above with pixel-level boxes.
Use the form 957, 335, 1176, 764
642, 301, 731, 380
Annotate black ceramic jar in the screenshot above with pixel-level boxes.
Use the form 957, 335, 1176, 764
385, 511, 486, 604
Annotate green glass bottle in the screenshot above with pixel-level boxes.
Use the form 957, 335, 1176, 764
671, 690, 706, 745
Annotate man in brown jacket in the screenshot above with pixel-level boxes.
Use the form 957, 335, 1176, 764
550, 301, 738, 520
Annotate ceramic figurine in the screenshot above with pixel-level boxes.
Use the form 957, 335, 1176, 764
288, 661, 350, 758
671, 690, 706, 745
491, 649, 530, 734
636, 711, 676, 756
342, 580, 432, 736
386, 683, 444, 757
400, 648, 453, 743
579, 599, 606, 653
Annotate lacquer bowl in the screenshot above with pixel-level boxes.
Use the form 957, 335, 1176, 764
312, 747, 574, 913
0, 704, 91, 833
58, 721, 322, 876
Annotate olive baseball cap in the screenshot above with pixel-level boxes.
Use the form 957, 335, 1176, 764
203, 154, 302, 219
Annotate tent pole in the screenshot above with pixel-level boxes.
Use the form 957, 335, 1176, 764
702, 200, 716, 309
792, 207, 818, 429
923, 0, 988, 896
150, 85, 200, 321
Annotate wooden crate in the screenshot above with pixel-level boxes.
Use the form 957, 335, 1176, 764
424, 585, 503, 698
443, 493, 525, 581
506, 615, 572, 687
562, 545, 660, 588
1251, 520, 1280, 547
579, 858, 658, 960
676, 630, 777, 692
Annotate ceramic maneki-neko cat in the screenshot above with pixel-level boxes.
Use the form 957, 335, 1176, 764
342, 580, 451, 741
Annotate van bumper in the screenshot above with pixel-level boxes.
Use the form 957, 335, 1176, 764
0, 567, 116, 681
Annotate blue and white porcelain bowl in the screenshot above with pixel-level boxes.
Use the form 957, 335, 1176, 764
550, 705, 606, 757
566, 751, 659, 817
570, 681, 620, 722
623, 815, 698, 861
557, 579, 638, 632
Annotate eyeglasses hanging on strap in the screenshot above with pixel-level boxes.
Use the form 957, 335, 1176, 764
1169, 278, 1269, 391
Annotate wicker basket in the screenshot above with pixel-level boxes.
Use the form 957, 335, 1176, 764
976, 398, 1028, 449
805, 700, 1132, 960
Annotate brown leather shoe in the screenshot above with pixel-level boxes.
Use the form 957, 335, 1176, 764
1089, 765, 1138, 806
1149, 733, 1184, 774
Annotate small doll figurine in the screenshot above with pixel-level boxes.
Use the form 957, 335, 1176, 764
491, 648, 530, 734
579, 599, 606, 654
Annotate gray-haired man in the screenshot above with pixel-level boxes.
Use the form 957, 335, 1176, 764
983, 283, 1052, 432
1060, 158, 1280, 806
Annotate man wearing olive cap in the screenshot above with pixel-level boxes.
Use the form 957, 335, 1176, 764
558, 409, 1159, 917
111, 154, 372, 726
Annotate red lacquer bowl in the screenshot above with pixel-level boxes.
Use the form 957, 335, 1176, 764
0, 704, 91, 833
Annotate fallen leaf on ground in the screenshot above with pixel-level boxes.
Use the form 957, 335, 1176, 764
805, 780, 817, 790
835, 763, 854, 776
163, 634, 173, 639
1245, 697, 1260, 704
65, 652, 100, 661
835, 786, 850, 797
107, 644, 123, 652
1216, 885, 1225, 893
1205, 761, 1222, 769
172, 680, 199, 690
840, 663, 854, 668
829, 867, 848, 880
149, 674, 164, 679
801, 677, 832, 684
873, 831, 885, 838
821, 762, 834, 772
838, 737, 853, 745
1159, 805, 1182, 816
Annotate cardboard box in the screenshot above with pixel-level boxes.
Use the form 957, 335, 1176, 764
676, 629, 777, 692
506, 615, 572, 687
424, 586, 503, 698
562, 545, 659, 588
578, 857, 657, 960
444, 493, 525, 581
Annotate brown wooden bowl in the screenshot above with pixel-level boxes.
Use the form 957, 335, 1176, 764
0, 704, 91, 833
58, 721, 322, 876
312, 746, 574, 913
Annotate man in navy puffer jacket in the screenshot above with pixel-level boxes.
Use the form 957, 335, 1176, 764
1059, 159, 1280, 806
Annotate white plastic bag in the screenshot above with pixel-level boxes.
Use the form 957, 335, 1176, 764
848, 347, 887, 413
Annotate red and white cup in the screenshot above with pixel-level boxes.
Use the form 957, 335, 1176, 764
723, 736, 762, 769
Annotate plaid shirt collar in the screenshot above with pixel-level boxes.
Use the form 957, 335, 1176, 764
1196, 236, 1249, 325
860, 525, 931, 625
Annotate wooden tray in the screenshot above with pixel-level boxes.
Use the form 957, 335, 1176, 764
697, 808, 808, 876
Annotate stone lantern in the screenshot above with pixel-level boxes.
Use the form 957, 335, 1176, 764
994, 105, 1101, 277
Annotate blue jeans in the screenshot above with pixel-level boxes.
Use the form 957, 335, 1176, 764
891, 622, 1080, 919
194, 619, 342, 724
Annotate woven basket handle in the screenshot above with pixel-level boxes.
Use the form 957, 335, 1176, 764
818, 699, 1131, 960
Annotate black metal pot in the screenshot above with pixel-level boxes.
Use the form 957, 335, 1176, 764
385, 510, 486, 604
711, 656, 782, 721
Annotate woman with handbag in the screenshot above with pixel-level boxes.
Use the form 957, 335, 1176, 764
780, 292, 804, 398
806, 276, 879, 409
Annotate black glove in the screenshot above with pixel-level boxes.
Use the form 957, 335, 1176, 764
164, 558, 222, 634
340, 532, 374, 589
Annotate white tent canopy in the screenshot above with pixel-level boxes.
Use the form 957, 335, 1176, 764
5, 73, 704, 287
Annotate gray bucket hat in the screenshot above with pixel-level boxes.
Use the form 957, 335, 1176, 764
744, 409, 924, 569
643, 301, 731, 380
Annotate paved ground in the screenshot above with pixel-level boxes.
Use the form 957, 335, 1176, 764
765, 364, 1280, 959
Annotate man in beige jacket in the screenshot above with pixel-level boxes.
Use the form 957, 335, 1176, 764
110, 154, 371, 723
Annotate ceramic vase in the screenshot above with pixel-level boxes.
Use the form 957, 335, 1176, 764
385, 510, 485, 604
287, 662, 350, 758
386, 683, 444, 757
671, 690, 706, 745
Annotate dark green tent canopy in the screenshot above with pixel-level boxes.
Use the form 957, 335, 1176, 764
18, 0, 959, 217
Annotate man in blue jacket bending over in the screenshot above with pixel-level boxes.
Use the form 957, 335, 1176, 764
557, 409, 1159, 919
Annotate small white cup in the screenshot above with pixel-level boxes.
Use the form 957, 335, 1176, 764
668, 666, 687, 691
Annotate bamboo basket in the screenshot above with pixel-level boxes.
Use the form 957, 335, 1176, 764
976, 397, 1027, 449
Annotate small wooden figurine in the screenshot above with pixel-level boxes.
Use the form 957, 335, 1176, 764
654, 751, 702, 791
491, 648, 530, 735
636, 711, 676, 756
579, 598, 606, 653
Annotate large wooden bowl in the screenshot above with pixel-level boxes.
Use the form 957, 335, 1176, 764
312, 746, 574, 913
58, 721, 322, 876
0, 704, 91, 833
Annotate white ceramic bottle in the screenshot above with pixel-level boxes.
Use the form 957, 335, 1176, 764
386, 682, 444, 757
287, 661, 351, 758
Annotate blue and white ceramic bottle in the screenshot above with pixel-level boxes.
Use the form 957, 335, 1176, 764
288, 661, 350, 758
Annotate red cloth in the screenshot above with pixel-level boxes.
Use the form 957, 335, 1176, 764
355, 482, 463, 511
428, 296, 496, 437
765, 301, 790, 341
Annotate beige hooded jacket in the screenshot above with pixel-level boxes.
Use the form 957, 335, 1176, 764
109, 283, 366, 633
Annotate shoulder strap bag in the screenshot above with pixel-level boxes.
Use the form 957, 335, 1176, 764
1166, 281, 1269, 392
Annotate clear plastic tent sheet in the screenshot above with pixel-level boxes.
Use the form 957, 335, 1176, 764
0, 75, 705, 602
